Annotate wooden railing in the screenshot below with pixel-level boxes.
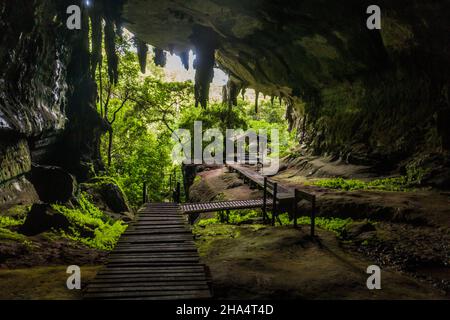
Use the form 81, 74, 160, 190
293, 189, 316, 237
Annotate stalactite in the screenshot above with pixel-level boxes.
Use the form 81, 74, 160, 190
154, 48, 167, 67
270, 95, 275, 106
103, 1, 119, 84
180, 51, 189, 70
229, 81, 239, 107
89, 2, 103, 80
222, 79, 239, 107
134, 37, 148, 73
222, 85, 228, 105
104, 18, 118, 84
193, 44, 215, 108
241, 88, 247, 100
285, 99, 294, 132
191, 26, 218, 108
255, 91, 260, 113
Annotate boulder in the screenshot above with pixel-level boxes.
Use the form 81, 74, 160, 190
19, 204, 70, 236
80, 179, 130, 215
28, 165, 76, 203
99, 183, 130, 213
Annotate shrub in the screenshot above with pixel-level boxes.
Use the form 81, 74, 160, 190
52, 192, 127, 250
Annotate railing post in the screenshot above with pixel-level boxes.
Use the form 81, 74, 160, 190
143, 182, 147, 204
272, 183, 277, 226
176, 182, 181, 203
311, 195, 316, 237
263, 177, 267, 223
294, 189, 299, 228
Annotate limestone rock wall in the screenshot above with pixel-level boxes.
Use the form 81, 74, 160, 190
0, 0, 105, 208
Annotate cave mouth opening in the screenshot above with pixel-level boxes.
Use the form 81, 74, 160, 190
0, 0, 449, 302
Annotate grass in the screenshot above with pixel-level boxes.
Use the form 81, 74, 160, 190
0, 227, 28, 242
52, 192, 127, 250
0, 213, 28, 242
0, 216, 25, 228
311, 168, 428, 192
198, 209, 260, 227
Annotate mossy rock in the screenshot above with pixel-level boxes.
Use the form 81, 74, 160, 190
80, 178, 130, 215
19, 204, 71, 236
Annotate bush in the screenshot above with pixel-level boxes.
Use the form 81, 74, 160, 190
52, 192, 127, 250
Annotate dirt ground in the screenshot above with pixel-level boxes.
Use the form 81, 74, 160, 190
195, 224, 445, 299
0, 265, 101, 300
190, 166, 449, 299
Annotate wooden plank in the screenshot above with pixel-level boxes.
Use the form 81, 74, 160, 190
94, 274, 207, 281
97, 266, 206, 274
85, 202, 211, 300
88, 281, 209, 289
86, 285, 209, 294
85, 290, 211, 299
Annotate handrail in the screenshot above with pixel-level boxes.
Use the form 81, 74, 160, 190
293, 189, 316, 237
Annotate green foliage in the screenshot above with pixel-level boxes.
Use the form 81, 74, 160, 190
198, 209, 260, 226
0, 216, 25, 228
52, 193, 127, 250
0, 227, 27, 242
312, 168, 428, 192
94, 34, 295, 207
312, 178, 368, 191
296, 216, 352, 236
96, 33, 193, 207
313, 176, 424, 191
196, 210, 352, 237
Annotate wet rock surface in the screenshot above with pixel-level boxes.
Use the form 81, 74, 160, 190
19, 204, 71, 236
28, 165, 77, 203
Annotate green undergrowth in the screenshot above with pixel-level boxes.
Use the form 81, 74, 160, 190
197, 209, 260, 227
196, 210, 353, 237
0, 214, 27, 242
0, 227, 28, 242
311, 168, 428, 192
52, 192, 127, 250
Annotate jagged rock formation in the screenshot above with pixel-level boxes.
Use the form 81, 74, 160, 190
123, 0, 450, 176
0, 0, 122, 208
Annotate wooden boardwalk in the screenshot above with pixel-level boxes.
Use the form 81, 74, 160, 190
228, 164, 294, 203
84, 203, 212, 300
181, 199, 273, 214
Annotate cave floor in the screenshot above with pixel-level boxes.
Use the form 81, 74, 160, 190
0, 266, 101, 300
191, 166, 450, 299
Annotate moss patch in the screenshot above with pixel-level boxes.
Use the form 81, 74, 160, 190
0, 266, 101, 300
310, 167, 429, 192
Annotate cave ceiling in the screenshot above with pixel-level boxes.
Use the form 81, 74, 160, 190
121, 0, 450, 100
